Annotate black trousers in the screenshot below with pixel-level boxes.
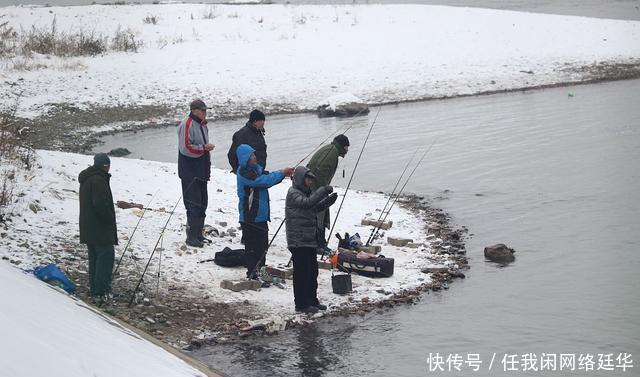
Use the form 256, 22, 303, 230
289, 247, 320, 309
182, 178, 208, 218
241, 221, 268, 278
88, 244, 115, 296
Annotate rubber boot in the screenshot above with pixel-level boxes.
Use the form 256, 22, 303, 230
186, 217, 204, 248
197, 217, 212, 244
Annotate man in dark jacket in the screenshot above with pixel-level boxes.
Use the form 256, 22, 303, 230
227, 109, 268, 173
236, 144, 294, 279
285, 166, 338, 313
306, 134, 349, 252
79, 153, 118, 302
178, 99, 215, 248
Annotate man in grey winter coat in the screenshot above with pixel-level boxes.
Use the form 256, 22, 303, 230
285, 166, 338, 313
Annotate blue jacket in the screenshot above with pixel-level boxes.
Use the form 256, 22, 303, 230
236, 144, 285, 223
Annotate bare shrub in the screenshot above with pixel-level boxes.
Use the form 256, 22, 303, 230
20, 18, 107, 57
111, 26, 143, 52
143, 15, 159, 25
0, 98, 21, 218
294, 13, 307, 25
172, 35, 184, 44
0, 17, 19, 57
60, 60, 87, 71
203, 5, 218, 20
9, 57, 48, 71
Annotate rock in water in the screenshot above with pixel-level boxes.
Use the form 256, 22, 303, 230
484, 243, 516, 263
108, 147, 131, 157
317, 93, 370, 118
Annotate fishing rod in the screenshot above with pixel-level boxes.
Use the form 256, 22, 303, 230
113, 190, 159, 276
293, 107, 368, 168
127, 177, 199, 307
323, 107, 382, 259
367, 139, 438, 244
364, 146, 420, 246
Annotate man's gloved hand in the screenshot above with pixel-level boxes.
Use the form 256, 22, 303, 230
325, 192, 338, 207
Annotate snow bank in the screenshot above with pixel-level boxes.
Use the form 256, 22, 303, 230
0, 150, 454, 324
1, 3, 639, 117
0, 262, 210, 377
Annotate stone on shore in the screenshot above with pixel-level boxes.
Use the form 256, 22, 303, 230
387, 237, 413, 247
220, 279, 261, 292
317, 93, 370, 118
264, 265, 294, 280
108, 147, 131, 157
361, 218, 393, 230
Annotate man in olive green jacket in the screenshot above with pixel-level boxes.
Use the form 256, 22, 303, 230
306, 134, 349, 252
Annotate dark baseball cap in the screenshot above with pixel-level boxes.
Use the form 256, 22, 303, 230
190, 99, 212, 111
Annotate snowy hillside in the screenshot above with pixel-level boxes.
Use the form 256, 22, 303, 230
1, 3, 639, 117
0, 262, 215, 377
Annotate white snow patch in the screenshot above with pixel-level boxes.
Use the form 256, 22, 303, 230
1, 4, 639, 116
0, 262, 208, 377
320, 92, 365, 111
0, 150, 448, 323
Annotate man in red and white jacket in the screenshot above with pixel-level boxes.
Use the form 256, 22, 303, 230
177, 99, 215, 247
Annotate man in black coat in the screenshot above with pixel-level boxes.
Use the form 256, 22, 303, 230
227, 109, 268, 173
78, 153, 118, 302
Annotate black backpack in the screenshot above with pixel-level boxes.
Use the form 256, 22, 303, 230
214, 247, 246, 267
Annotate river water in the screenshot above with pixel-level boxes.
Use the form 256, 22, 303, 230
96, 78, 640, 376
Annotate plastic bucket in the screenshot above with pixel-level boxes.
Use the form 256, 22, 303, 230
332, 272, 352, 294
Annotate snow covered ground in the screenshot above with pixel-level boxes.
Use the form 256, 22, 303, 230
0, 261, 214, 377
1, 3, 639, 117
0, 150, 455, 328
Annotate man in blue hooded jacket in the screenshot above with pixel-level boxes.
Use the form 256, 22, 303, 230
236, 144, 294, 279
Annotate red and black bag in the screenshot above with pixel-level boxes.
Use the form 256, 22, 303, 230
337, 253, 394, 278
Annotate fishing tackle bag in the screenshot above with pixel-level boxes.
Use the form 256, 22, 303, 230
214, 247, 246, 267
337, 253, 394, 278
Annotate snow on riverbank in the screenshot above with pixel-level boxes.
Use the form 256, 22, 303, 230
1, 3, 639, 117
0, 261, 213, 377
0, 150, 454, 336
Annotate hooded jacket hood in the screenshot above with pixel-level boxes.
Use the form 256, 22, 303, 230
236, 144, 256, 170
78, 165, 109, 184
332, 140, 347, 157
292, 166, 313, 193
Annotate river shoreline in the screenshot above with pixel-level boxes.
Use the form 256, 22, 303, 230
0, 149, 468, 350
61, 194, 469, 350
9, 61, 640, 154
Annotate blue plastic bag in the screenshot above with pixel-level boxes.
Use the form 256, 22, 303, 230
34, 263, 76, 294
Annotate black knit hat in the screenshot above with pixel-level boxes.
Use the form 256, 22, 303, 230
249, 109, 266, 123
333, 134, 350, 147
93, 153, 111, 167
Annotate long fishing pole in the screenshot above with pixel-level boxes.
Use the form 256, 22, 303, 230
113, 190, 159, 276
127, 178, 198, 307
293, 107, 368, 168
324, 107, 381, 258
365, 146, 420, 245
368, 139, 438, 244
